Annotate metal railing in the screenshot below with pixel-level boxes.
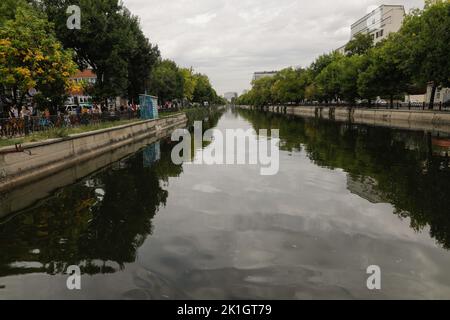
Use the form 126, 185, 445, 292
274, 101, 450, 111
0, 111, 139, 139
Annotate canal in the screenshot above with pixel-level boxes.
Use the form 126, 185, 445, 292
1, 107, 450, 299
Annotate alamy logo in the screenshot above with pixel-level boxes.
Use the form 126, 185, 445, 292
66, 5, 81, 30
66, 265, 81, 290
366, 265, 381, 290
171, 121, 280, 176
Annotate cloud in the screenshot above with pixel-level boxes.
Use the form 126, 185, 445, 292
186, 12, 217, 26
123, 0, 424, 95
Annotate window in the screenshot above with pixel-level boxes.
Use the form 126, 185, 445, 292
379, 29, 384, 37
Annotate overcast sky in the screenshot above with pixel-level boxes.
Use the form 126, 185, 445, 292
123, 0, 424, 95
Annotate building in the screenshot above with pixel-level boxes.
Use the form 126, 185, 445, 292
66, 69, 97, 107
426, 84, 450, 104
67, 69, 129, 109
336, 5, 405, 53
224, 92, 238, 102
335, 44, 347, 55
351, 5, 405, 44
253, 71, 278, 82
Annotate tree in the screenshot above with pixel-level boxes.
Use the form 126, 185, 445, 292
250, 76, 275, 107
271, 68, 306, 104
126, 12, 160, 103
148, 59, 184, 104
0, 0, 27, 26
401, 1, 450, 106
315, 54, 344, 102
345, 33, 374, 56
192, 73, 216, 104
358, 34, 411, 107
309, 52, 340, 78
33, 0, 160, 104
180, 67, 197, 102
0, 4, 76, 112
338, 55, 368, 103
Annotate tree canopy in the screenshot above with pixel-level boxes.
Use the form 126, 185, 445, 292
237, 2, 450, 107
0, 3, 77, 111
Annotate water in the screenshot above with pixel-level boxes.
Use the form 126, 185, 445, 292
1, 108, 450, 299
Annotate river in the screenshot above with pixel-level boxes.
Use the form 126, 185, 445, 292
1, 107, 450, 299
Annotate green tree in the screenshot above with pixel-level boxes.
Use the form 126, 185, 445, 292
310, 52, 340, 78
345, 33, 374, 56
338, 55, 368, 103
250, 76, 276, 107
0, 0, 27, 26
271, 68, 306, 104
358, 35, 411, 107
402, 1, 450, 106
180, 67, 197, 102
33, 0, 160, 105
315, 54, 344, 102
149, 59, 184, 104
126, 11, 160, 103
192, 73, 216, 104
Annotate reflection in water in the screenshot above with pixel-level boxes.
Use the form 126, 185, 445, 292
0, 108, 224, 279
1, 107, 450, 299
237, 109, 450, 249
0, 140, 181, 277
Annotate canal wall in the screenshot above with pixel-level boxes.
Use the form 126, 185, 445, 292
238, 105, 450, 134
0, 114, 187, 194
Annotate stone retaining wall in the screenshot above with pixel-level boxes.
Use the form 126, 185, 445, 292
0, 114, 187, 193
237, 105, 450, 134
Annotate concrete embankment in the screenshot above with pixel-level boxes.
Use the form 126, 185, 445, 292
239, 105, 450, 134
0, 114, 187, 195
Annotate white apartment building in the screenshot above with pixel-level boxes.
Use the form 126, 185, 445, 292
351, 5, 405, 44
336, 4, 405, 53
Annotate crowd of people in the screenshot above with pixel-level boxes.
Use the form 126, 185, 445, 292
0, 103, 141, 138
0, 99, 188, 138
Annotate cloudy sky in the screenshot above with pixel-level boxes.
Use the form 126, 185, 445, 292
123, 0, 424, 95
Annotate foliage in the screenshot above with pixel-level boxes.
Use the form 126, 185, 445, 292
180, 67, 197, 102
32, 0, 161, 103
148, 59, 184, 104
345, 33, 374, 56
0, 3, 77, 111
237, 2, 449, 107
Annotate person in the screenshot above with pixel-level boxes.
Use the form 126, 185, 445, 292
22, 106, 31, 135
8, 106, 13, 118
19, 106, 26, 118
14, 106, 19, 118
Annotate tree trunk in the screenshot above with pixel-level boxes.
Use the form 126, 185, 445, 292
390, 95, 394, 109
429, 83, 437, 110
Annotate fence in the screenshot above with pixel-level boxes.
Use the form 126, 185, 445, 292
1, 105, 215, 139
0, 111, 139, 139
278, 101, 450, 111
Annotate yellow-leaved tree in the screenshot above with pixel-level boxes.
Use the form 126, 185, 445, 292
0, 3, 77, 114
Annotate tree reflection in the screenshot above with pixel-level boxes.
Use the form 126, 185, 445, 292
0, 141, 183, 276
238, 109, 450, 249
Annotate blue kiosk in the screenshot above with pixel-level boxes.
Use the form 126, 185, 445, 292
139, 94, 159, 120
